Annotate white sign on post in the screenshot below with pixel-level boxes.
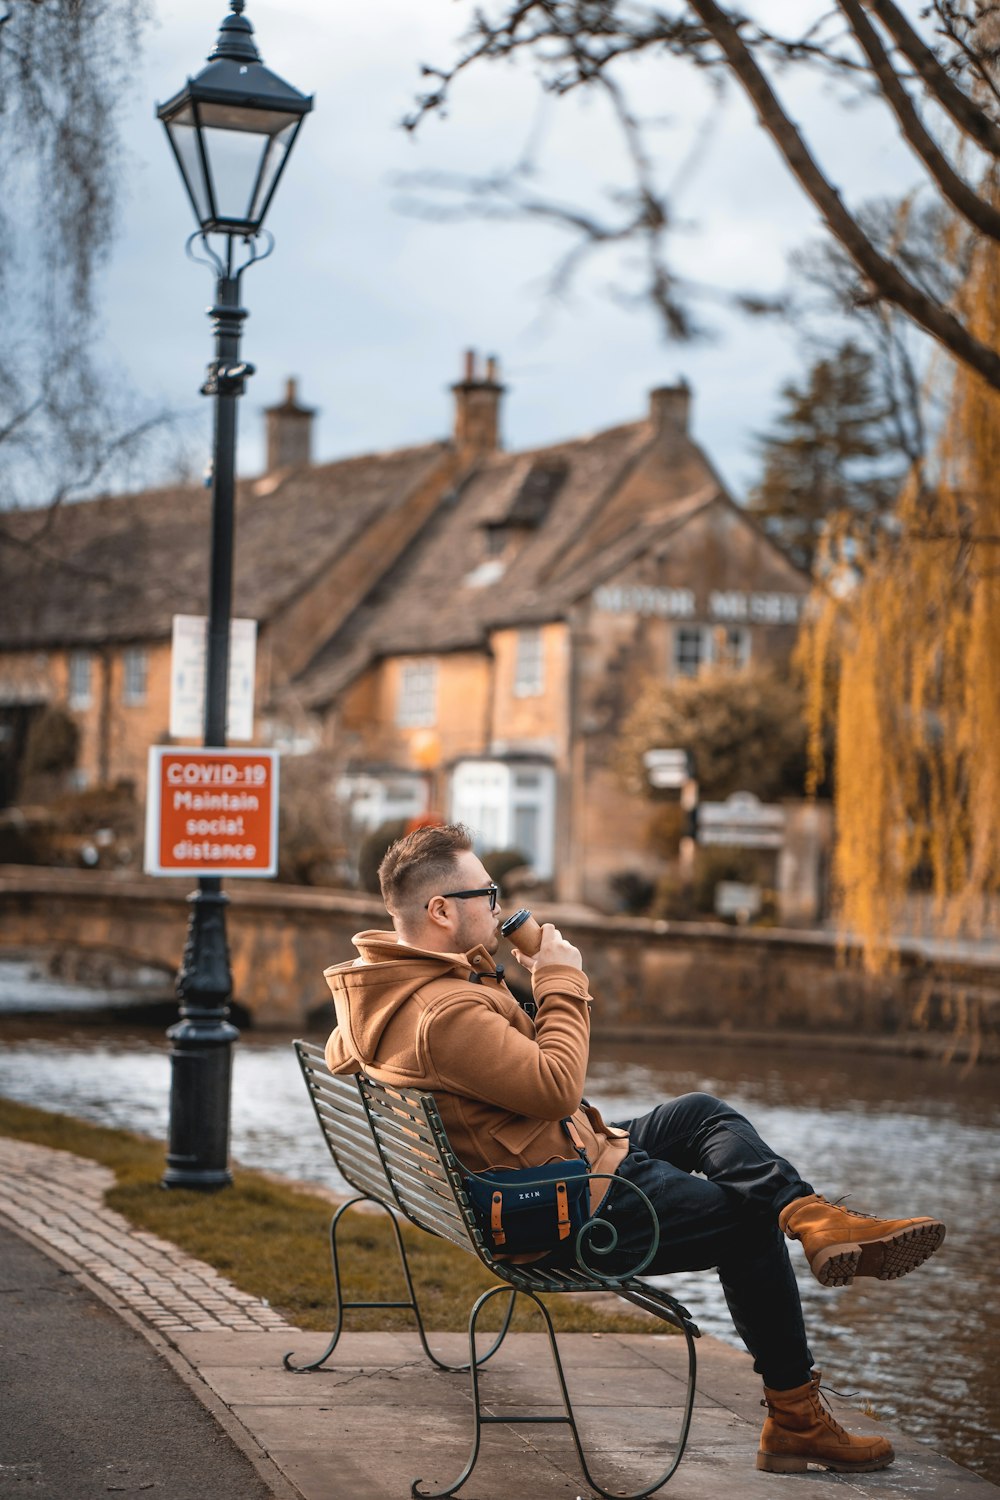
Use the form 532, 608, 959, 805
170, 615, 257, 742
699, 792, 785, 849
643, 748, 692, 791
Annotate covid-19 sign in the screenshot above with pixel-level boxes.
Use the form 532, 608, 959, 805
144, 747, 279, 877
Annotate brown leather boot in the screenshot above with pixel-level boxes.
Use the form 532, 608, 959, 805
779, 1193, 946, 1287
757, 1371, 894, 1473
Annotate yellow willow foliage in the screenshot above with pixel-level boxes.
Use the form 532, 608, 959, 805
801, 214, 1000, 970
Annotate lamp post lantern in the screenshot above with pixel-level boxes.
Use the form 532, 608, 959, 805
157, 0, 312, 1190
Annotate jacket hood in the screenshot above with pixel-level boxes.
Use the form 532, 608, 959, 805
323, 929, 499, 1065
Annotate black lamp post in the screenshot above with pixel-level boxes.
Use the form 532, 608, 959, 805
157, 0, 312, 1189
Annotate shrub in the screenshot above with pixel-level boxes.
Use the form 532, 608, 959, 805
22, 705, 79, 777
608, 870, 656, 914
479, 847, 530, 893
614, 663, 810, 802
357, 818, 411, 895
276, 753, 348, 886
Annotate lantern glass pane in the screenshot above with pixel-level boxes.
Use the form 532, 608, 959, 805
249, 120, 298, 222
201, 123, 268, 224
166, 116, 212, 225
196, 100, 301, 137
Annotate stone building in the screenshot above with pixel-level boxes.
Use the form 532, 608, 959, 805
0, 355, 810, 904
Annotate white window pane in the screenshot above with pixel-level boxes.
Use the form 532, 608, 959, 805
512, 805, 539, 863
122, 648, 147, 706
68, 652, 92, 710
513, 628, 544, 697
397, 660, 438, 727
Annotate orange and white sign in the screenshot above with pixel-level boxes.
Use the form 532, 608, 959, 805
144, 747, 279, 877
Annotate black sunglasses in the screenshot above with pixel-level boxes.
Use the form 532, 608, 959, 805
425, 883, 499, 912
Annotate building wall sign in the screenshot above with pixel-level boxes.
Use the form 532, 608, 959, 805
593, 585, 696, 618
593, 585, 802, 624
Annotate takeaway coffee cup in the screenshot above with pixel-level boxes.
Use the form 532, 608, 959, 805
500, 908, 543, 956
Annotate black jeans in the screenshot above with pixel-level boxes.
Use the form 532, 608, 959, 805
594, 1093, 815, 1391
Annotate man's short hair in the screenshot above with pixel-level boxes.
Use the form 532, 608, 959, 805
378, 823, 475, 915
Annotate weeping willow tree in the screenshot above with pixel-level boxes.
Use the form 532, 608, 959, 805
0, 0, 155, 509
801, 185, 1000, 969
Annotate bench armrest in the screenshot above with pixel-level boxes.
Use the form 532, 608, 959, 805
573, 1171, 660, 1282
461, 1165, 661, 1283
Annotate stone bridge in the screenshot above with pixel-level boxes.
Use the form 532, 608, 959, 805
1, 866, 997, 1058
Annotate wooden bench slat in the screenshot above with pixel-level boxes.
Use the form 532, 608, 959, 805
367, 1144, 457, 1192
370, 1155, 460, 1212
361, 1097, 438, 1147
311, 1099, 386, 1151
363, 1102, 440, 1150
377, 1176, 472, 1233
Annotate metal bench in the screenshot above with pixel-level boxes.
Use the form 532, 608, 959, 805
284, 1038, 700, 1500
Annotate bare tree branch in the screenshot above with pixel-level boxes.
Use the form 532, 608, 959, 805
686, 0, 1000, 388
841, 0, 1000, 240
865, 0, 1000, 155
930, 1, 1000, 110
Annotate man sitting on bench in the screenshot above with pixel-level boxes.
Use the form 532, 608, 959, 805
323, 823, 946, 1476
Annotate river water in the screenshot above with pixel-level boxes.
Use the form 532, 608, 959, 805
0, 959, 997, 1483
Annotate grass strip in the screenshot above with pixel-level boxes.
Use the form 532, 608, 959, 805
0, 1096, 661, 1336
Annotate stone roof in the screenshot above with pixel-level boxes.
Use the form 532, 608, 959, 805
293, 415, 734, 708
0, 443, 448, 649
0, 374, 806, 713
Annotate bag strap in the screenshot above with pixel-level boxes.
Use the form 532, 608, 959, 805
490, 1190, 506, 1246
556, 1180, 571, 1240
562, 1115, 591, 1166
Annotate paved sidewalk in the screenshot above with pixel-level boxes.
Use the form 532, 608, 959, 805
0, 1135, 289, 1334
1, 1133, 997, 1500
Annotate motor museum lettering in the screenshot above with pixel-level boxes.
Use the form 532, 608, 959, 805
592, 586, 802, 623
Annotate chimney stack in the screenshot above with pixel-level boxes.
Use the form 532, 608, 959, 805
264, 377, 316, 472
649, 379, 691, 440
451, 349, 505, 461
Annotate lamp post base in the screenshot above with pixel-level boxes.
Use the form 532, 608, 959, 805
163, 1013, 239, 1189
163, 881, 239, 1190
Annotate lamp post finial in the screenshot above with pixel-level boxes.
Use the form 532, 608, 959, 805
209, 0, 258, 64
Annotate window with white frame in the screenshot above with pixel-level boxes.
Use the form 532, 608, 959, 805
122, 646, 148, 706
337, 772, 428, 831
396, 659, 438, 727
513, 627, 545, 697
673, 624, 752, 678
449, 760, 555, 878
68, 651, 93, 709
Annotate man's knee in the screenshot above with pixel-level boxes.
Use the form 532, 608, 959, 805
672, 1090, 739, 1127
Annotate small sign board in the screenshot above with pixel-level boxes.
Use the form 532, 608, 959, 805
643, 748, 692, 791
144, 747, 279, 877
699, 792, 785, 848
715, 881, 762, 921
170, 615, 257, 742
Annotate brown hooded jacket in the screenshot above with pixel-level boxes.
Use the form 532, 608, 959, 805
324, 930, 629, 1211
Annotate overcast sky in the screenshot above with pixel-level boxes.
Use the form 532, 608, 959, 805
101, 0, 917, 497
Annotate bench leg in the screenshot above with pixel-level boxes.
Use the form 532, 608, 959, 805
282, 1196, 517, 1376
410, 1284, 698, 1500
284, 1195, 420, 1373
